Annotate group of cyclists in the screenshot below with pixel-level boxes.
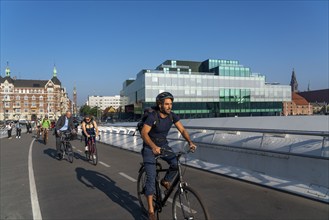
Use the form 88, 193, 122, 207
34, 111, 99, 159
32, 92, 198, 220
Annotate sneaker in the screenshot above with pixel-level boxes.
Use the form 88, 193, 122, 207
16, 136, 18, 138
160, 179, 171, 190
19, 136, 21, 138
85, 146, 88, 152
148, 212, 156, 220
8, 137, 12, 139
93, 154, 97, 160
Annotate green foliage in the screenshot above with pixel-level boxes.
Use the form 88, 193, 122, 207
79, 104, 91, 116
79, 104, 102, 119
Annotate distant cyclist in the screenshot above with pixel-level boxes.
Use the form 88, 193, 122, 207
140, 92, 196, 220
41, 115, 51, 130
81, 115, 99, 153
41, 115, 51, 143
35, 118, 42, 138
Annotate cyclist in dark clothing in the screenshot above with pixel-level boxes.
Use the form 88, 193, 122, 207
140, 92, 196, 220
81, 115, 99, 153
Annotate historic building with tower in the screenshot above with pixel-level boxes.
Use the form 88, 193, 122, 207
0, 64, 72, 121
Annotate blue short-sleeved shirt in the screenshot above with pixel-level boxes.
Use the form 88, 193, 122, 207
143, 111, 180, 147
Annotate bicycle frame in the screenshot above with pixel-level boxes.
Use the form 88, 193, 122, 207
59, 131, 74, 163
137, 148, 209, 220
153, 153, 185, 212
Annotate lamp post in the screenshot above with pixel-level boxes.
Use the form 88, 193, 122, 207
2, 100, 5, 121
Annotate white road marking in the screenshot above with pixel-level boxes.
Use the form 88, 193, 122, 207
119, 172, 137, 182
99, 161, 110, 167
29, 139, 42, 220
77, 149, 82, 153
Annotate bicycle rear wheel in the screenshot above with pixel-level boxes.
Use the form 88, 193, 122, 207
66, 142, 74, 163
137, 168, 148, 213
43, 131, 47, 145
172, 185, 209, 220
91, 143, 98, 165
137, 163, 162, 214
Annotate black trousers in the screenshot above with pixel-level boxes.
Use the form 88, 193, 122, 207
7, 129, 12, 138
16, 128, 21, 137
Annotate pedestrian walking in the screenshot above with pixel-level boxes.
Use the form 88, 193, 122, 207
16, 121, 22, 138
26, 120, 32, 134
6, 122, 13, 139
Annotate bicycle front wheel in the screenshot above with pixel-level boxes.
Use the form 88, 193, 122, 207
91, 143, 98, 165
66, 142, 74, 163
43, 131, 47, 145
172, 185, 209, 220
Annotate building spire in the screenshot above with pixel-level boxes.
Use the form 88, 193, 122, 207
53, 65, 57, 77
73, 84, 77, 116
307, 80, 310, 91
5, 61, 11, 77
290, 68, 298, 92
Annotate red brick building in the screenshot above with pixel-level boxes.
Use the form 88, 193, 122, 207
282, 92, 313, 116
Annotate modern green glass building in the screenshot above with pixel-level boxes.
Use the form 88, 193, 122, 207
121, 59, 291, 119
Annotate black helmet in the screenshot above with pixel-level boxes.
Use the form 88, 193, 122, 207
156, 92, 174, 104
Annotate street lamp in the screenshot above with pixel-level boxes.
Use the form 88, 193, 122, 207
2, 100, 5, 121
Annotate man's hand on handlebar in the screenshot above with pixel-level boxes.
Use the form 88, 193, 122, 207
152, 146, 161, 155
189, 142, 197, 153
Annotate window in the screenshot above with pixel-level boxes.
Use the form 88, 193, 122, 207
171, 60, 177, 68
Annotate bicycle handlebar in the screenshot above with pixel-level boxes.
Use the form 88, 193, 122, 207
87, 134, 101, 140
157, 146, 196, 159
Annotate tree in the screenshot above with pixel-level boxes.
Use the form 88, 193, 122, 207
79, 104, 91, 116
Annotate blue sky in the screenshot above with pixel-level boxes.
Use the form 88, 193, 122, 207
1, 0, 328, 105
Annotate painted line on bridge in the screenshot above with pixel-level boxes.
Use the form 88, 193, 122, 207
28, 139, 43, 220
99, 161, 111, 167
119, 172, 137, 182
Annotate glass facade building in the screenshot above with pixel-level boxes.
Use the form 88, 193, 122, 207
121, 59, 291, 119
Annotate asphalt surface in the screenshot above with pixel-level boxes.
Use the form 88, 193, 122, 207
1, 132, 328, 220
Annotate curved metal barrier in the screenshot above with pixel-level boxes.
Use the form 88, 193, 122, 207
93, 123, 329, 203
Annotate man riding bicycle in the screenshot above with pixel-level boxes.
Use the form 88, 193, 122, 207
81, 115, 99, 153
55, 111, 76, 159
41, 115, 51, 138
140, 92, 196, 220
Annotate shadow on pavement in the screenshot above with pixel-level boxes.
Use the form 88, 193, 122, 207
75, 167, 147, 220
43, 148, 58, 160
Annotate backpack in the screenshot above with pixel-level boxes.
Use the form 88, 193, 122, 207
134, 106, 173, 136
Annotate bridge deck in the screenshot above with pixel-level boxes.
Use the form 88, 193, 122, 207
1, 133, 328, 220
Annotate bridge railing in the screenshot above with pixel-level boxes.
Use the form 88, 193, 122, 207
96, 123, 329, 203
97, 124, 329, 158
